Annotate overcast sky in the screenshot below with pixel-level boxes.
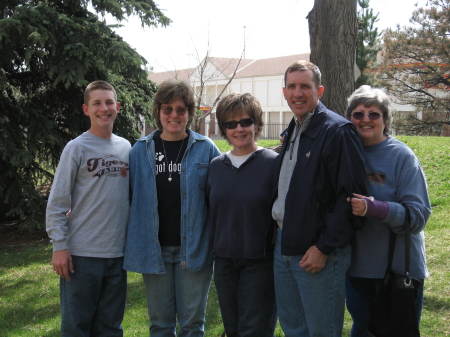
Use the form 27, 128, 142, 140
111, 0, 426, 72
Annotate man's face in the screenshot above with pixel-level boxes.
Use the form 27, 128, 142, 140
283, 70, 324, 120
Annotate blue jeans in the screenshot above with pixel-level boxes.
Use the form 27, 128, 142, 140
214, 256, 277, 337
142, 246, 212, 337
60, 256, 127, 337
274, 228, 351, 337
346, 276, 424, 337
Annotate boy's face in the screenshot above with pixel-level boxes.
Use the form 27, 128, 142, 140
82, 89, 120, 135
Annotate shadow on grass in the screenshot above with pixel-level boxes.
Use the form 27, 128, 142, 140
0, 241, 59, 335
424, 295, 450, 312
0, 241, 52, 270
0, 300, 60, 332
0, 277, 42, 295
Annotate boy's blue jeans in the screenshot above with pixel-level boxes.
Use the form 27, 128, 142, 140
60, 256, 127, 337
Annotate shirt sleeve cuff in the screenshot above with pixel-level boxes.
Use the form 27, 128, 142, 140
315, 242, 333, 255
384, 201, 406, 231
52, 240, 68, 252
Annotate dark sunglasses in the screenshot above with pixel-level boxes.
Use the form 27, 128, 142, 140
351, 111, 382, 120
222, 118, 254, 129
161, 106, 188, 116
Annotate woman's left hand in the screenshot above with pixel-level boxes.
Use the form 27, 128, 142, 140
348, 193, 370, 216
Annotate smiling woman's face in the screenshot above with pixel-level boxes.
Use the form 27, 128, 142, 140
350, 104, 386, 146
224, 112, 257, 155
159, 98, 189, 140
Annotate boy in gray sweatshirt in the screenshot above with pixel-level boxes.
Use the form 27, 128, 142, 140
46, 80, 131, 336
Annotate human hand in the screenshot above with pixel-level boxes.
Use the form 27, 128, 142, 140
52, 250, 74, 280
299, 245, 328, 273
348, 193, 372, 216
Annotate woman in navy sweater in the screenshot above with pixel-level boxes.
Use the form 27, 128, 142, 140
206, 93, 277, 337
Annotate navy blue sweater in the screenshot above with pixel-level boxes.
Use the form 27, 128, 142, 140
206, 148, 278, 259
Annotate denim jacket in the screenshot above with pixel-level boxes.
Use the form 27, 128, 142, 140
124, 129, 221, 274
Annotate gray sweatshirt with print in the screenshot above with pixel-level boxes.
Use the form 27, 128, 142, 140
46, 132, 131, 258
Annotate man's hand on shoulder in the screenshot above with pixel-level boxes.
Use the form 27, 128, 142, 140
52, 250, 74, 280
299, 245, 327, 273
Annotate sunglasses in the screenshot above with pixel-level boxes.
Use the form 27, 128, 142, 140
351, 111, 382, 120
222, 118, 254, 129
161, 106, 188, 116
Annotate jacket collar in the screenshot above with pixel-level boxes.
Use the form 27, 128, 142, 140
302, 101, 328, 139
137, 129, 208, 144
285, 101, 327, 141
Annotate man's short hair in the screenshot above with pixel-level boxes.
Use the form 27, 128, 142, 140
216, 93, 264, 139
153, 80, 196, 130
84, 80, 117, 104
284, 60, 322, 87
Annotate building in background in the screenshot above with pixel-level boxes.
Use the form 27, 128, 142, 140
148, 54, 310, 139
149, 53, 446, 137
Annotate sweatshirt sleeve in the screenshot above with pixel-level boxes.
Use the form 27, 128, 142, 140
45, 142, 81, 251
384, 147, 431, 234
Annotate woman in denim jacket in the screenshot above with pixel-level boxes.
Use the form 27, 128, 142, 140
124, 80, 220, 337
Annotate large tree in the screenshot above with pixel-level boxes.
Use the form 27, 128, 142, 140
356, 0, 381, 87
308, 0, 358, 115
376, 0, 449, 135
0, 0, 169, 227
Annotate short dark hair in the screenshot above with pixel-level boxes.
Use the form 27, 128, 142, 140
84, 80, 117, 104
153, 80, 195, 130
216, 93, 264, 139
284, 60, 322, 87
346, 85, 392, 135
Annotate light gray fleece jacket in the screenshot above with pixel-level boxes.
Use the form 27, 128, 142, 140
46, 131, 131, 258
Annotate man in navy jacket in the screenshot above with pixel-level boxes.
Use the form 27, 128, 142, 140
272, 60, 367, 337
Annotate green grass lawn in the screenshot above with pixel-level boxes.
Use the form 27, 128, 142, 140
0, 136, 448, 337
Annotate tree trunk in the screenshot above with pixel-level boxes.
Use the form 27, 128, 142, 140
308, 0, 357, 115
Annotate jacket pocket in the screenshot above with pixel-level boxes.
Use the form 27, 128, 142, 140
195, 163, 209, 190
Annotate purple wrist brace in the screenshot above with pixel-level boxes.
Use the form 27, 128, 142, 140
365, 198, 389, 219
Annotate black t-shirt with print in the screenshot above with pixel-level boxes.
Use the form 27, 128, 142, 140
154, 132, 188, 246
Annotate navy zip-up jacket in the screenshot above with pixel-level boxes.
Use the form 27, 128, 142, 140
278, 102, 367, 256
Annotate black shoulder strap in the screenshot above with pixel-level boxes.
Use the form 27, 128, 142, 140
403, 206, 411, 276
387, 229, 396, 273
386, 205, 411, 276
